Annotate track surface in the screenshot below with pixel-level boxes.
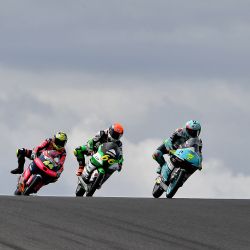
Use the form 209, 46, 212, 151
0, 196, 249, 250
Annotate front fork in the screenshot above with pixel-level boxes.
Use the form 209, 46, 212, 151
82, 161, 97, 178
161, 162, 172, 183
170, 169, 189, 188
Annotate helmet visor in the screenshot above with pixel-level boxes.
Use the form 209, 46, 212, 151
54, 137, 66, 148
110, 130, 123, 140
187, 128, 200, 138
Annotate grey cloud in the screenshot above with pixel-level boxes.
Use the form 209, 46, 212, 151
1, 1, 250, 197
1, 1, 250, 79
0, 91, 52, 129
1, 81, 250, 197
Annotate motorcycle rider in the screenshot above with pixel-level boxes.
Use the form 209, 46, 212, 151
74, 123, 124, 184
152, 120, 202, 183
11, 132, 68, 180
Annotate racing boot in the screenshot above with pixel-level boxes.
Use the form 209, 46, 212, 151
11, 167, 23, 174
11, 148, 26, 174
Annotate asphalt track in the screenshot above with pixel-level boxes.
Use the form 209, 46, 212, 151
0, 196, 249, 250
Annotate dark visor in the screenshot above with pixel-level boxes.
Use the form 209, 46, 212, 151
54, 138, 66, 147
187, 128, 199, 138
110, 130, 122, 140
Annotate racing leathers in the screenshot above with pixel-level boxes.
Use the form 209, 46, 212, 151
152, 128, 202, 183
11, 138, 66, 179
74, 129, 124, 184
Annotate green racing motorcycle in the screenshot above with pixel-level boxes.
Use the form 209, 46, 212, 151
75, 142, 121, 197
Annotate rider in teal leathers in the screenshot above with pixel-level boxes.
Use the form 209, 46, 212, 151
152, 120, 203, 184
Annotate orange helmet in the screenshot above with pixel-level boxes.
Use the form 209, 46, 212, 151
108, 123, 124, 141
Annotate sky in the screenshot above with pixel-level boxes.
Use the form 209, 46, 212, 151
1, 0, 250, 198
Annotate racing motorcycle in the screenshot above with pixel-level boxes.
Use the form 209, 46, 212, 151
14, 150, 60, 196
152, 139, 202, 199
75, 142, 121, 197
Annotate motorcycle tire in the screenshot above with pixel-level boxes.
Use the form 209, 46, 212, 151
75, 182, 86, 197
152, 183, 164, 198
166, 170, 185, 199
86, 173, 104, 197
14, 188, 21, 195
23, 175, 42, 196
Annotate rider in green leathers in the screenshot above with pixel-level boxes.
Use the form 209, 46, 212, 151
74, 123, 124, 183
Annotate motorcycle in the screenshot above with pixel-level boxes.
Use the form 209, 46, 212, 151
152, 141, 202, 199
14, 150, 60, 196
75, 142, 121, 197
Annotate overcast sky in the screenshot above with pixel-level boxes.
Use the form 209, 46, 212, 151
1, 1, 250, 198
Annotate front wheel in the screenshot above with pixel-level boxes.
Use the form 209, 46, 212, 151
86, 173, 104, 197
75, 181, 86, 197
166, 170, 185, 199
14, 188, 21, 195
152, 183, 164, 198
23, 175, 42, 196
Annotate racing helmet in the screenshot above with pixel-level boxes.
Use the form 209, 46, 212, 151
53, 131, 68, 149
185, 120, 201, 138
108, 123, 124, 141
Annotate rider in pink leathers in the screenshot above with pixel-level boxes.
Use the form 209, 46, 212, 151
11, 132, 67, 187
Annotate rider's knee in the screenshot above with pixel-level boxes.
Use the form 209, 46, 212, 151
73, 147, 82, 156
152, 150, 163, 160
16, 148, 26, 158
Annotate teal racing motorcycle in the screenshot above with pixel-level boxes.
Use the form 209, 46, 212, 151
75, 142, 121, 197
152, 143, 202, 199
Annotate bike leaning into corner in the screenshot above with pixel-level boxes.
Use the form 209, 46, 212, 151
152, 138, 202, 198
75, 142, 122, 197
14, 150, 62, 196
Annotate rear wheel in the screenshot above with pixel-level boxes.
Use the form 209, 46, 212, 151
166, 170, 185, 198
86, 173, 104, 197
152, 183, 164, 198
23, 175, 42, 196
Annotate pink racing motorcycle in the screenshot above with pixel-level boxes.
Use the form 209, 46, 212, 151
14, 150, 60, 196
